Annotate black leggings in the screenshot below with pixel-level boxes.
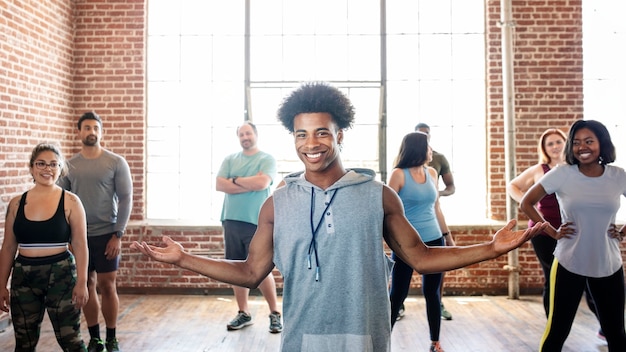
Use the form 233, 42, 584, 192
390, 237, 444, 341
531, 234, 599, 320
540, 260, 626, 351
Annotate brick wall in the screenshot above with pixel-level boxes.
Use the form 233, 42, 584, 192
486, 0, 584, 220
0, 0, 75, 328
1, 0, 606, 299
71, 0, 146, 220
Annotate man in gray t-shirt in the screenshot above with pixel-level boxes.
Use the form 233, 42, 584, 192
58, 111, 132, 352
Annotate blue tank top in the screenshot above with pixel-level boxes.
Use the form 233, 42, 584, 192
397, 167, 441, 242
13, 190, 71, 245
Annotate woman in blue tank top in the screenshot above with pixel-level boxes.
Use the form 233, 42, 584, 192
388, 132, 455, 352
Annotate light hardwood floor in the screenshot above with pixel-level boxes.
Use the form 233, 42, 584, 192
0, 294, 608, 351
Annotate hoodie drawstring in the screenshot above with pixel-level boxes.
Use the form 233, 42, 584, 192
308, 187, 338, 282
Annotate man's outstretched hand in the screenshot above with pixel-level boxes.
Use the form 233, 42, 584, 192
130, 236, 185, 265
492, 219, 548, 255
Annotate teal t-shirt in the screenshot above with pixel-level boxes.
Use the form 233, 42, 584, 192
217, 150, 277, 225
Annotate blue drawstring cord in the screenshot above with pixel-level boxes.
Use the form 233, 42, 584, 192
308, 187, 337, 282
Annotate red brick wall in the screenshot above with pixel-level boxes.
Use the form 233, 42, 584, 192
0, 0, 74, 209
0, 0, 600, 297
486, 0, 584, 220
71, 0, 146, 220
0, 0, 75, 326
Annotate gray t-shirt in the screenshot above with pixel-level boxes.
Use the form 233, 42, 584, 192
58, 149, 133, 237
540, 164, 626, 277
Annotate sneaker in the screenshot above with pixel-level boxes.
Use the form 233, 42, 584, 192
396, 303, 406, 321
269, 311, 283, 333
87, 338, 108, 352
597, 329, 606, 341
106, 338, 120, 352
227, 311, 253, 330
440, 303, 452, 320
429, 341, 445, 352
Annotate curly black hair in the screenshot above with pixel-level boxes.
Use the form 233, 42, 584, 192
276, 82, 355, 132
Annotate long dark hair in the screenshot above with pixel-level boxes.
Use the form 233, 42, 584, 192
393, 132, 430, 169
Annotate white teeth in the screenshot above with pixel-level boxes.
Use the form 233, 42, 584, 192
306, 153, 321, 158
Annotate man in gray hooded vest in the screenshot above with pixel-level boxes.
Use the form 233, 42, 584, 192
131, 82, 547, 352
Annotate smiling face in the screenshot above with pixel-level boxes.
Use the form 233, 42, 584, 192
543, 133, 565, 164
571, 127, 601, 165
30, 150, 62, 185
237, 123, 258, 151
293, 112, 344, 175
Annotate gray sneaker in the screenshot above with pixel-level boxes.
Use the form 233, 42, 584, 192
269, 311, 283, 333
396, 303, 406, 321
227, 311, 253, 330
441, 303, 453, 320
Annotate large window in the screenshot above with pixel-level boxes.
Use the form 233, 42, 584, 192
583, 1, 626, 221
385, 0, 486, 223
147, 0, 486, 224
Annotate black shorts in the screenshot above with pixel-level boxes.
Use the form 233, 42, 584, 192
88, 233, 120, 273
222, 220, 257, 260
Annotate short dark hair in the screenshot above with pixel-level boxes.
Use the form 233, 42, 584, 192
564, 119, 616, 165
277, 82, 354, 133
78, 111, 102, 130
393, 132, 430, 169
415, 122, 430, 131
236, 121, 257, 135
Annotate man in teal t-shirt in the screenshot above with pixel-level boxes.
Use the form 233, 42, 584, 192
216, 121, 282, 334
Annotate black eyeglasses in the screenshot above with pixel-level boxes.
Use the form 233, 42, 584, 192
34, 161, 61, 170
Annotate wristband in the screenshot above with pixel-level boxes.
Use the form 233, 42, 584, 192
442, 232, 450, 236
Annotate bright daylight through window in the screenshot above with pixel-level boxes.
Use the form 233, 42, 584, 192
146, 0, 626, 224
146, 0, 486, 223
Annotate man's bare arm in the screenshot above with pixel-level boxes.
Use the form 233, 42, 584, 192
131, 197, 276, 288
382, 185, 545, 274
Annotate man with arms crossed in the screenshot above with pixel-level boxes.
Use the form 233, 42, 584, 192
216, 121, 282, 333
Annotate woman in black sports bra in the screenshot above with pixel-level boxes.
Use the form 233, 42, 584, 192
0, 143, 89, 351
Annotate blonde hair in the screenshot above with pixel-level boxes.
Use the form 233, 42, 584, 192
538, 128, 567, 164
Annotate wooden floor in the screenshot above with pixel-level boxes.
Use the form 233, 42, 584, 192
0, 294, 608, 352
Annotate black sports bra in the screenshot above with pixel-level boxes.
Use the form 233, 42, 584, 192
13, 190, 71, 247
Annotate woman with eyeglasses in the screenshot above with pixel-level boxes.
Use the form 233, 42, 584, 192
0, 142, 89, 351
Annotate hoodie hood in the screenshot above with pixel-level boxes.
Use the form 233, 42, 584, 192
282, 168, 376, 191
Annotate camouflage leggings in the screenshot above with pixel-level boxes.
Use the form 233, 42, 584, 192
10, 251, 87, 352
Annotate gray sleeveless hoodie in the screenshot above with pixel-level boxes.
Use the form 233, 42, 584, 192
273, 168, 394, 352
